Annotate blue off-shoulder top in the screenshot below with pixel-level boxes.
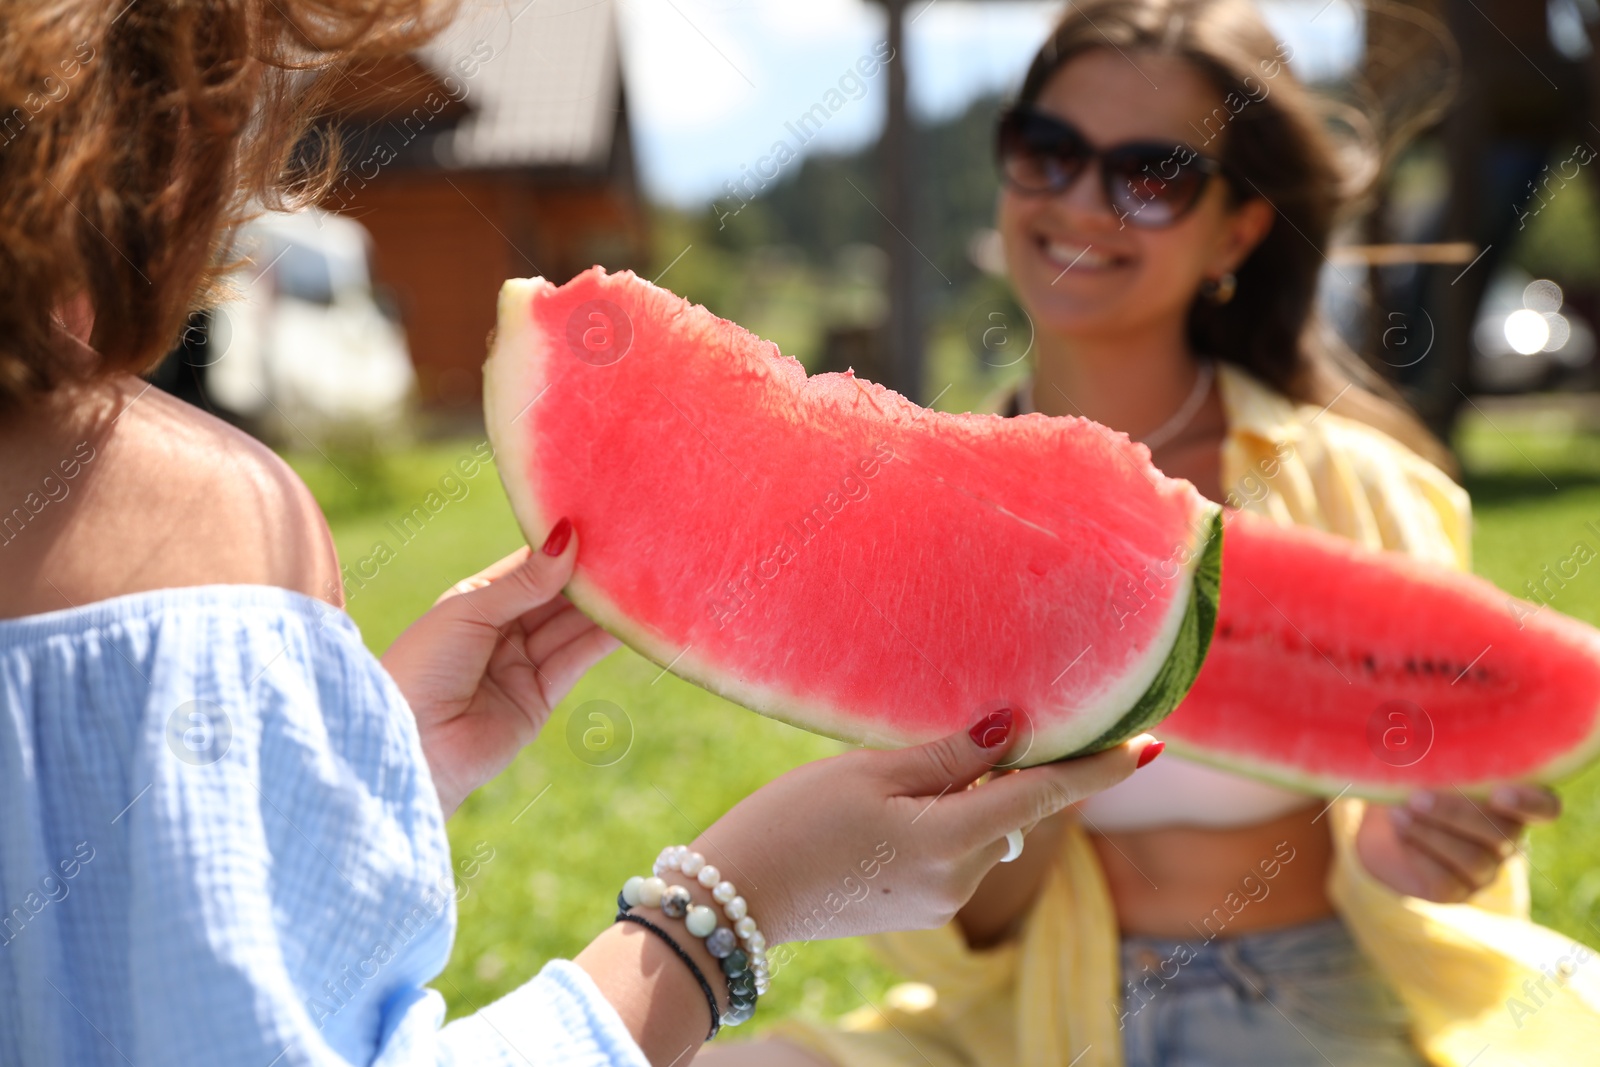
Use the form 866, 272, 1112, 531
0, 585, 648, 1067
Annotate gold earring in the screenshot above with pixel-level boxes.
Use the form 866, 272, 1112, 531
1201, 271, 1237, 305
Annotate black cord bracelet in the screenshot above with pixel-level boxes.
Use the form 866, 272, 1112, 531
615, 908, 722, 1041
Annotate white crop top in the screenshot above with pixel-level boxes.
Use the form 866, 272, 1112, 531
1008, 377, 1317, 832
1074, 753, 1316, 831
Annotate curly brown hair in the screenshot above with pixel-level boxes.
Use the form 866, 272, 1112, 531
0, 0, 456, 408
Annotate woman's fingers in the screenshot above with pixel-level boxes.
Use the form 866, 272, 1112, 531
530, 623, 623, 709
942, 735, 1158, 848
1487, 784, 1561, 823
1387, 789, 1548, 900
435, 544, 532, 601
984, 771, 1044, 839
876, 707, 1020, 798
438, 524, 578, 629
1389, 784, 1562, 903
1385, 822, 1476, 902
524, 602, 596, 662
1391, 807, 1502, 894
1403, 792, 1523, 856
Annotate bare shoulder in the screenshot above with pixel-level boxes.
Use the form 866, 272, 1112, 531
0, 376, 343, 617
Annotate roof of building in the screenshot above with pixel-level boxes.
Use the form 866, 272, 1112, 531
419, 0, 622, 169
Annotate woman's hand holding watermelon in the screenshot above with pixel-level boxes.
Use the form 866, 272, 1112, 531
383, 520, 620, 817
571, 713, 1156, 1061
1355, 786, 1561, 902
682, 711, 1160, 946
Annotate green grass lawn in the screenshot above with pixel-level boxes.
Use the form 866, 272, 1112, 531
1457, 412, 1600, 943
286, 410, 1600, 1036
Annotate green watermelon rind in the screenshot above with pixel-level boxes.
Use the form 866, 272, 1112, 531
1060, 505, 1224, 759
485, 273, 1226, 765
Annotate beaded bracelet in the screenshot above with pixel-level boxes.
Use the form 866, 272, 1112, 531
653, 844, 770, 1013
620, 844, 769, 1027
612, 909, 721, 1041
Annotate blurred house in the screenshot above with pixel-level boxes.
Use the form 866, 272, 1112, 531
322, 0, 648, 408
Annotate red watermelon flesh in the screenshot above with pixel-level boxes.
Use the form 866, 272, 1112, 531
484, 268, 1221, 763
1163, 511, 1600, 798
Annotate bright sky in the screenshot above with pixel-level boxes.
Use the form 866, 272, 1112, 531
616, 0, 1364, 207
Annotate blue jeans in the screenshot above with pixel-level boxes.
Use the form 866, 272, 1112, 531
1116, 917, 1426, 1067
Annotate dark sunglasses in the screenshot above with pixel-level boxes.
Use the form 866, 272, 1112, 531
995, 106, 1226, 228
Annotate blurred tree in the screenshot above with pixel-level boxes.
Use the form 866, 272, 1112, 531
1512, 154, 1600, 285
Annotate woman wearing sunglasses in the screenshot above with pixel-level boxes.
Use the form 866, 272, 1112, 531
711, 2, 1598, 1066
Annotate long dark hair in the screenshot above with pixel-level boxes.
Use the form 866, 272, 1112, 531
1015, 0, 1456, 472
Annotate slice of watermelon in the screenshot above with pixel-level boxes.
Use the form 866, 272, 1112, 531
484, 267, 1221, 763
1163, 511, 1600, 798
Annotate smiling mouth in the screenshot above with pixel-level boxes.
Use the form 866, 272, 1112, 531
1036, 235, 1130, 273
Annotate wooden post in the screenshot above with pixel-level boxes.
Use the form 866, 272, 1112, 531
880, 0, 922, 402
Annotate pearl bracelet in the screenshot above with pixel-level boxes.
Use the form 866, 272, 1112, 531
620, 844, 769, 1025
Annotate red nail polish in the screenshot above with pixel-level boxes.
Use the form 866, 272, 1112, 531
1136, 740, 1165, 769
969, 708, 1013, 749
541, 517, 573, 556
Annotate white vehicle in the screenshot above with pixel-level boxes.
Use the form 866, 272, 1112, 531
206, 208, 415, 442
